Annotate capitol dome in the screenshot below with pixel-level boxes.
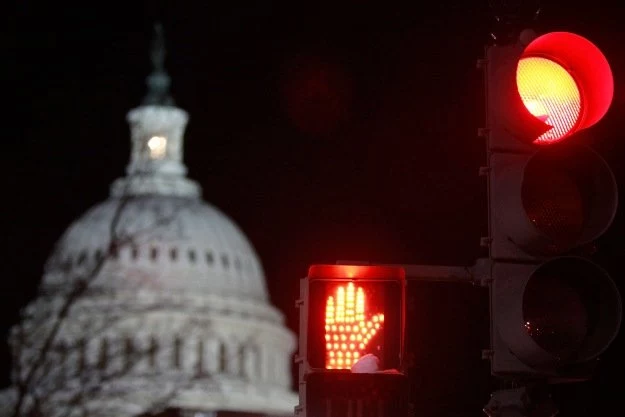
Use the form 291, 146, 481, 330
0, 25, 296, 417
44, 196, 269, 302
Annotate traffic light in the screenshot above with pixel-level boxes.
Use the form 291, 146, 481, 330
485, 31, 613, 150
295, 264, 409, 417
481, 30, 622, 381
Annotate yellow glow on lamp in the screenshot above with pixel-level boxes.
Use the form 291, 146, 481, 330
147, 135, 167, 159
517, 57, 581, 144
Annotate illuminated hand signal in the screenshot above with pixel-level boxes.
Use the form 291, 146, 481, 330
324, 282, 384, 369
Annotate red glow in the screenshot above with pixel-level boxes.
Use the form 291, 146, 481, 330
281, 57, 351, 136
324, 282, 384, 369
519, 32, 613, 144
308, 265, 405, 280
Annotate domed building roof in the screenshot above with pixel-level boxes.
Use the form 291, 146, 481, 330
0, 24, 296, 417
44, 196, 269, 302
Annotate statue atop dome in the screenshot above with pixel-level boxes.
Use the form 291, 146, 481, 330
109, 22, 201, 198
142, 22, 174, 107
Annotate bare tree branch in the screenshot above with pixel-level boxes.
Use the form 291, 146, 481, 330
7, 194, 201, 417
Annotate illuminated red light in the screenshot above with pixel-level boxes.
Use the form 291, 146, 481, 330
517, 57, 581, 144
517, 32, 613, 145
309, 264, 405, 280
324, 282, 384, 369
307, 264, 404, 372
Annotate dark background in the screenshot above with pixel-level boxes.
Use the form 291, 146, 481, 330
3, 2, 624, 416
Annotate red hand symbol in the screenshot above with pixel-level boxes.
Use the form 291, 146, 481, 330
324, 282, 384, 369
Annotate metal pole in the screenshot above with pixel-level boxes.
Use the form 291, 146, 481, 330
399, 264, 474, 282
335, 258, 492, 284
387, 258, 491, 284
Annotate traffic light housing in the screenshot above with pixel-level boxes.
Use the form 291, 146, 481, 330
489, 145, 618, 261
295, 264, 409, 417
482, 30, 622, 381
490, 258, 621, 380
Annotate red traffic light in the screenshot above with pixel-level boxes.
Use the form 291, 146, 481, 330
305, 265, 405, 372
519, 32, 613, 144
517, 55, 581, 144
486, 31, 613, 147
490, 145, 617, 257
484, 29, 621, 383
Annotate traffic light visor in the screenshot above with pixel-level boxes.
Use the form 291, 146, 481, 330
306, 265, 405, 371
519, 32, 613, 144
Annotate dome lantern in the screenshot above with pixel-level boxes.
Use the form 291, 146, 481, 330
111, 23, 200, 198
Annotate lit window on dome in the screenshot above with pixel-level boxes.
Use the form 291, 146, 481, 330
147, 135, 167, 159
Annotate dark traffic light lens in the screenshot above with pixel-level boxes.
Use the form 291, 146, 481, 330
521, 258, 618, 362
523, 271, 589, 360
518, 147, 617, 255
522, 161, 584, 253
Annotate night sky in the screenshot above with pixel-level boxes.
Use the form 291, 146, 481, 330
3, 2, 625, 417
